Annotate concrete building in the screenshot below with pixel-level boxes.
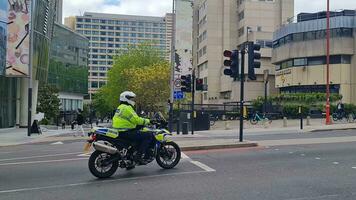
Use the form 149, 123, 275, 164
55, 0, 63, 24
64, 12, 173, 98
49, 23, 89, 123
0, 0, 57, 128
272, 10, 356, 104
192, 0, 294, 104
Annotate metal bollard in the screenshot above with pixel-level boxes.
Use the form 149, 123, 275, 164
225, 120, 230, 130
182, 122, 189, 135
306, 116, 311, 126
283, 117, 288, 127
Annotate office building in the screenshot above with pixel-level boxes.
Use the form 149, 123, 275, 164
49, 23, 89, 122
192, 0, 294, 104
272, 10, 356, 104
0, 0, 57, 128
64, 12, 173, 97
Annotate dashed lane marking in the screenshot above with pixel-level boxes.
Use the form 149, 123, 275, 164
315, 157, 321, 160
0, 152, 83, 162
50, 141, 64, 145
333, 162, 339, 165
190, 160, 216, 172
0, 158, 87, 166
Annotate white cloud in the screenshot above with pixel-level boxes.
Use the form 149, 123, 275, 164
63, 0, 171, 18
63, 0, 356, 19
295, 0, 356, 16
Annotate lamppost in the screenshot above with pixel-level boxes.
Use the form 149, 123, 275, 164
325, 0, 331, 125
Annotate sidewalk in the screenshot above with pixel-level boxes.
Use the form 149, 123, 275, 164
0, 119, 355, 149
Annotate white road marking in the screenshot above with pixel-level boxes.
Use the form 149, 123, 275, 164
77, 153, 91, 157
289, 152, 294, 154
352, 167, 356, 169
190, 160, 216, 172
285, 194, 339, 200
315, 157, 321, 160
333, 162, 339, 165
181, 152, 190, 160
0, 170, 211, 194
51, 141, 64, 145
274, 149, 279, 151
0, 158, 87, 166
0, 152, 83, 162
300, 154, 305, 156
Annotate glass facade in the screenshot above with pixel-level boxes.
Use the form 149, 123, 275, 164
0, 23, 5, 76
48, 23, 89, 94
0, 77, 17, 128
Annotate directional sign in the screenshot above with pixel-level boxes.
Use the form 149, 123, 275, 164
174, 91, 185, 100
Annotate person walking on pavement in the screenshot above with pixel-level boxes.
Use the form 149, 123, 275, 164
76, 109, 85, 137
337, 100, 345, 117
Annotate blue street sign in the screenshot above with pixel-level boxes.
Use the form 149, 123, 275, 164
174, 91, 184, 100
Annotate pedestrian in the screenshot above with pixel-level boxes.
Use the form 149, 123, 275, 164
61, 118, 66, 129
76, 109, 85, 137
96, 119, 99, 126
337, 100, 345, 117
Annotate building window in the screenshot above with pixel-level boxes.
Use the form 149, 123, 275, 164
91, 82, 98, 88
308, 56, 325, 66
294, 58, 307, 66
238, 27, 244, 37
238, 11, 244, 21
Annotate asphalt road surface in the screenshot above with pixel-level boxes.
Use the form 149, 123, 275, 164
0, 131, 356, 200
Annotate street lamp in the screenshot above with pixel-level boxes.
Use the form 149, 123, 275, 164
325, 0, 331, 125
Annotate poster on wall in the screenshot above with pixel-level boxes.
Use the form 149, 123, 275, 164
6, 0, 31, 77
174, 0, 193, 91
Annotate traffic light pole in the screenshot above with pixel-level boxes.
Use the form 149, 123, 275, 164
191, 69, 195, 135
239, 44, 245, 142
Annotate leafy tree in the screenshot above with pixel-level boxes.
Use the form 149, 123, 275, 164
92, 90, 113, 119
37, 85, 60, 123
101, 43, 170, 111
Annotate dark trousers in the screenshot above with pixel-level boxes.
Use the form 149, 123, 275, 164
119, 130, 153, 155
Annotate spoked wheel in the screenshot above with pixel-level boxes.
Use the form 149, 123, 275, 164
88, 150, 118, 178
156, 141, 181, 169
332, 113, 338, 122
250, 117, 258, 125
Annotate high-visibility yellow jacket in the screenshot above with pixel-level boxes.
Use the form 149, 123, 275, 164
112, 103, 150, 130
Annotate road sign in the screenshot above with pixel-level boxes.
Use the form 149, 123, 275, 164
174, 91, 185, 100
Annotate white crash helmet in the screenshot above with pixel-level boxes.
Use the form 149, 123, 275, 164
120, 91, 136, 106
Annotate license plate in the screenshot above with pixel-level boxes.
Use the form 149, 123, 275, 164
83, 142, 92, 153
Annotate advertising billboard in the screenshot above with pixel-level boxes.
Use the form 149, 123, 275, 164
0, 0, 7, 75
6, 0, 31, 77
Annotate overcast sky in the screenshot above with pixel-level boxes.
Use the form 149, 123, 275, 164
63, 0, 356, 19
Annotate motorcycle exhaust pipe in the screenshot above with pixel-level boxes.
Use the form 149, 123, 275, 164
92, 142, 118, 154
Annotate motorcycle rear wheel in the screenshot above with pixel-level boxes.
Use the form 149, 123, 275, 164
156, 141, 181, 169
88, 150, 118, 178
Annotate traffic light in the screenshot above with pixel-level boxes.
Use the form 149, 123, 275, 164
247, 42, 261, 81
223, 50, 239, 79
195, 78, 203, 91
181, 74, 192, 92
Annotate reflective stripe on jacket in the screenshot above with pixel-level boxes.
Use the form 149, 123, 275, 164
112, 104, 150, 130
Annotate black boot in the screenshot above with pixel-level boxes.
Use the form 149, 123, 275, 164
134, 153, 148, 165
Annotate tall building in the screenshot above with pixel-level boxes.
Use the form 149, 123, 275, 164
192, 0, 294, 104
49, 23, 89, 123
64, 12, 173, 98
55, 0, 63, 24
0, 0, 57, 128
272, 10, 356, 103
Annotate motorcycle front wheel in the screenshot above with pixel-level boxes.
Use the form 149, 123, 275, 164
88, 150, 118, 178
156, 141, 181, 169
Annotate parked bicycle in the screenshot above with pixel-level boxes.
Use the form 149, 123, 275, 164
209, 115, 218, 126
332, 112, 348, 122
249, 112, 272, 125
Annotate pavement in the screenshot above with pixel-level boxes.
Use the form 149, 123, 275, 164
0, 119, 355, 150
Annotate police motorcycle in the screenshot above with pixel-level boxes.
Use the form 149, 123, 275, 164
83, 113, 181, 178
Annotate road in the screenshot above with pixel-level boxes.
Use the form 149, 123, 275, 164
0, 130, 356, 200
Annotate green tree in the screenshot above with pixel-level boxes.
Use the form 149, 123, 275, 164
37, 85, 61, 123
102, 43, 170, 111
92, 90, 113, 118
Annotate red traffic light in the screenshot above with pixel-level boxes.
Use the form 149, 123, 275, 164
223, 50, 232, 57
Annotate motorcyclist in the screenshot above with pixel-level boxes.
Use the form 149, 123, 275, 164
112, 91, 153, 165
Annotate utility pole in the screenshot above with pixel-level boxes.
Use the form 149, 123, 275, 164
191, 69, 195, 135
169, 0, 176, 132
325, 0, 331, 125
239, 45, 245, 142
28, 0, 36, 136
